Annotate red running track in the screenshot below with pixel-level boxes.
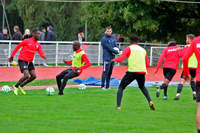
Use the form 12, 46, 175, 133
0, 66, 182, 82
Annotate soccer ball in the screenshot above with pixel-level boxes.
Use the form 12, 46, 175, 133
11, 61, 18, 66
113, 47, 121, 55
46, 87, 55, 95
78, 84, 86, 90
1, 85, 11, 93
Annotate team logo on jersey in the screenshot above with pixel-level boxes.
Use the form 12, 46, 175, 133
36, 45, 39, 49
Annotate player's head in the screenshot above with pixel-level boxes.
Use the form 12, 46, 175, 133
73, 41, 80, 51
14, 25, 19, 32
32, 29, 40, 40
186, 34, 195, 44
168, 39, 176, 46
105, 26, 112, 36
129, 34, 139, 43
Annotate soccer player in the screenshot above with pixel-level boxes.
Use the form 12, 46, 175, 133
112, 34, 155, 110
101, 26, 120, 90
154, 39, 182, 100
174, 34, 197, 100
56, 41, 90, 95
183, 35, 200, 133
8, 29, 47, 95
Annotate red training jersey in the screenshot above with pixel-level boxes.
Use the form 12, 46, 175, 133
64, 48, 91, 75
113, 43, 150, 74
11, 38, 45, 62
183, 36, 200, 81
156, 45, 182, 71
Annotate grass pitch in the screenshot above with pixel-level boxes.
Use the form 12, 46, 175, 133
0, 82, 197, 133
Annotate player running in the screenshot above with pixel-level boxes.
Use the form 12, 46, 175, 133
154, 39, 182, 100
174, 34, 197, 100
112, 34, 155, 110
183, 35, 200, 133
56, 41, 90, 95
9, 29, 47, 95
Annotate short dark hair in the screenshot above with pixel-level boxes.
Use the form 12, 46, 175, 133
32, 29, 39, 33
186, 34, 195, 40
129, 34, 139, 43
73, 41, 80, 47
106, 26, 112, 30
168, 38, 176, 44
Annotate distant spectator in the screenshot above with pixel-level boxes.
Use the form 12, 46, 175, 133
2, 28, 10, 40
78, 32, 85, 43
46, 25, 56, 41
23, 29, 32, 40
0, 32, 3, 40
118, 34, 125, 42
12, 25, 23, 40
39, 27, 46, 41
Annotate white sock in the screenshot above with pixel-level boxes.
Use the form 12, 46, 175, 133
176, 93, 180, 96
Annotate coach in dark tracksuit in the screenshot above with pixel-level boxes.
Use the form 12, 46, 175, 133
101, 26, 119, 90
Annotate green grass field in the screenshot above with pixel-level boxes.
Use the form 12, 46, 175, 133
0, 80, 197, 133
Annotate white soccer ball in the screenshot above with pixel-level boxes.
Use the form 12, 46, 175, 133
1, 85, 11, 93
46, 87, 55, 95
78, 84, 86, 90
113, 47, 120, 55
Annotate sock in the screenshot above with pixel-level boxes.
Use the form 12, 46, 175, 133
176, 93, 180, 96
161, 84, 168, 96
15, 83, 20, 88
177, 84, 183, 94
117, 88, 124, 107
191, 81, 196, 92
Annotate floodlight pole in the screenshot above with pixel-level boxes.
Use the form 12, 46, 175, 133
2, 0, 5, 29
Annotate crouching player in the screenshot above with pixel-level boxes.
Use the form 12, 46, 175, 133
56, 41, 90, 95
183, 35, 200, 133
112, 34, 155, 110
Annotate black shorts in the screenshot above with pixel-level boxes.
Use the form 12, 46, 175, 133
18, 60, 35, 73
180, 68, 196, 78
163, 68, 176, 81
196, 82, 200, 102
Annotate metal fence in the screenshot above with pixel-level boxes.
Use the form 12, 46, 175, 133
0, 40, 182, 67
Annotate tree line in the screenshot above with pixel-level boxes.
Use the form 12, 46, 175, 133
1, 0, 200, 43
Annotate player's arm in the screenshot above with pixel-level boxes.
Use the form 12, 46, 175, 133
183, 42, 195, 79
63, 60, 72, 64
112, 47, 130, 63
79, 54, 91, 70
101, 39, 119, 54
9, 40, 25, 62
37, 44, 47, 60
155, 48, 166, 73
145, 54, 150, 67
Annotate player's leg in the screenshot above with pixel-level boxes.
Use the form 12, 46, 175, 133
105, 62, 114, 89
162, 68, 176, 100
196, 82, 200, 133
58, 69, 79, 95
56, 69, 71, 93
174, 71, 185, 100
13, 60, 30, 95
20, 62, 36, 87
101, 61, 109, 89
136, 73, 155, 110
190, 69, 196, 100
101, 61, 107, 89
156, 68, 169, 98
116, 72, 134, 109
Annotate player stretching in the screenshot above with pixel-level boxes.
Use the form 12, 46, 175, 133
154, 39, 182, 100
174, 34, 197, 100
9, 29, 47, 95
112, 34, 155, 110
56, 41, 90, 95
183, 35, 200, 133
